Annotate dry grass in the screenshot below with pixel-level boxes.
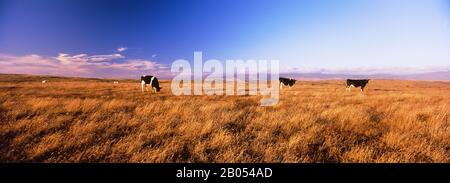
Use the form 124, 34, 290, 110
0, 74, 449, 162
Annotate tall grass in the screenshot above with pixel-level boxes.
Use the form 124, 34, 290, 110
0, 74, 449, 162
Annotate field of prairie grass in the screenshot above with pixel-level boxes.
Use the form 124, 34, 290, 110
0, 74, 449, 162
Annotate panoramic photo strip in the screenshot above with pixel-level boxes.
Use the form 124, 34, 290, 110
0, 0, 449, 182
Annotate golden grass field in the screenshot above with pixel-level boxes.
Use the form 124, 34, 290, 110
0, 74, 449, 162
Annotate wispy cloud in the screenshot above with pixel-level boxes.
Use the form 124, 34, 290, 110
117, 47, 127, 52
0, 53, 169, 78
56, 53, 124, 63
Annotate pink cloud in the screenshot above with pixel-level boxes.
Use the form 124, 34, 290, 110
55, 53, 124, 63
0, 53, 169, 79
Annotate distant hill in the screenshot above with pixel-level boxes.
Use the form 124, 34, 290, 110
282, 70, 450, 81
397, 71, 450, 81
2, 70, 450, 81
0, 74, 138, 82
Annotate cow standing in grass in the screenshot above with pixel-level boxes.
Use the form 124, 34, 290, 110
141, 75, 161, 93
279, 77, 296, 89
346, 79, 370, 92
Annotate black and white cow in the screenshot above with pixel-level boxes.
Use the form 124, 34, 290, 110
279, 77, 296, 89
346, 79, 370, 92
141, 75, 161, 93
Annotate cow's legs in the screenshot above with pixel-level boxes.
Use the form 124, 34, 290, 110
279, 83, 283, 89
153, 87, 157, 93
349, 84, 355, 92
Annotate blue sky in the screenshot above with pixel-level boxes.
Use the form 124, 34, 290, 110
0, 0, 449, 78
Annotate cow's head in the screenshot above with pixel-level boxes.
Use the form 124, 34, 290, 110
156, 86, 162, 92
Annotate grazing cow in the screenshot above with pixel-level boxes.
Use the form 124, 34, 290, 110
279, 77, 296, 89
141, 75, 161, 93
41, 80, 47, 84
346, 79, 370, 92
